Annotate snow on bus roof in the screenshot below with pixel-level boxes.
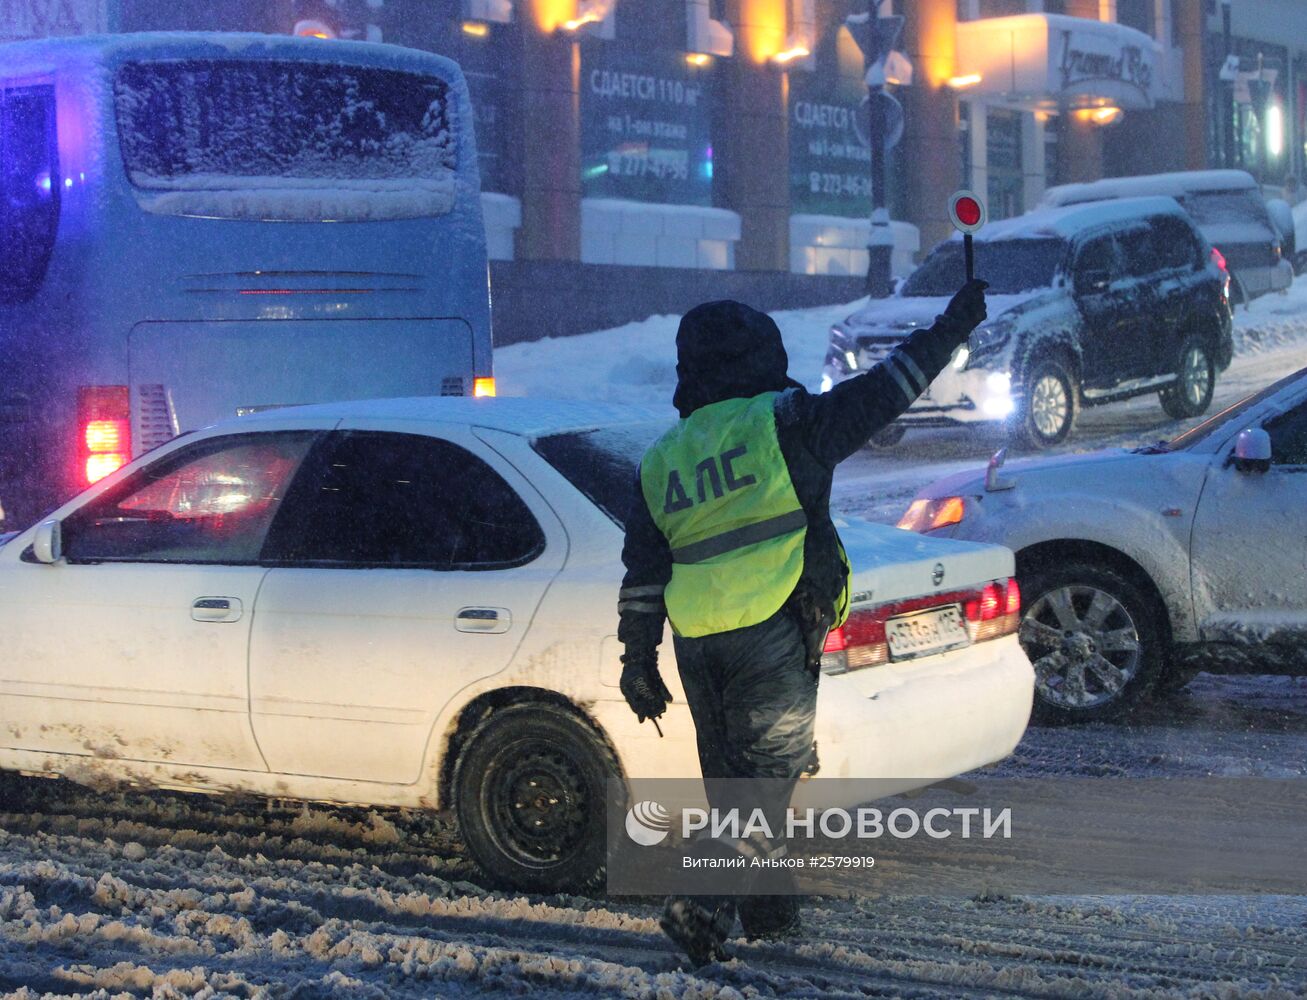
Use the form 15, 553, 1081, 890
232, 396, 669, 439
1043, 170, 1259, 207
0, 31, 464, 81
959, 196, 1187, 243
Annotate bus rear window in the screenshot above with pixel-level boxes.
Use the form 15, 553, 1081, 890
113, 60, 456, 220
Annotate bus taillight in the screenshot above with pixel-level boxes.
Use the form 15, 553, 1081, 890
474, 377, 496, 397
77, 386, 130, 485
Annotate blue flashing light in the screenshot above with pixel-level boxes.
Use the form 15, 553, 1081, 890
36, 172, 52, 193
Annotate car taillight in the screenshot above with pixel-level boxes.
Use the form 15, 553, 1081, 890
964, 578, 1021, 643
821, 577, 1020, 675
78, 385, 130, 485
1210, 246, 1228, 273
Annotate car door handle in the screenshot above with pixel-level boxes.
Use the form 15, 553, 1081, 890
455, 607, 512, 634
191, 597, 243, 623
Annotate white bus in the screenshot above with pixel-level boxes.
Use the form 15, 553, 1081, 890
0, 33, 493, 528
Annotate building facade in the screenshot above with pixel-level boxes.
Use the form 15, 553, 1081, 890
8, 0, 1306, 342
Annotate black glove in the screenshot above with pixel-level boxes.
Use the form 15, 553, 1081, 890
620, 649, 672, 723
942, 279, 989, 337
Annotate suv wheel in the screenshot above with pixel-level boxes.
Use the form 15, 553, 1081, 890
1017, 357, 1078, 449
454, 702, 619, 893
1018, 562, 1166, 724
1159, 336, 1215, 420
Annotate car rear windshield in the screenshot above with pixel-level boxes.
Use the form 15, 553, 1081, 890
532, 424, 665, 528
1181, 189, 1270, 227
113, 60, 455, 186
902, 238, 1063, 296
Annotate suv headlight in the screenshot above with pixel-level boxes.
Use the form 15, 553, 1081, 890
966, 318, 1015, 367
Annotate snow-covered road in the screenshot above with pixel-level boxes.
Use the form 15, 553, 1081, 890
2, 669, 1306, 1000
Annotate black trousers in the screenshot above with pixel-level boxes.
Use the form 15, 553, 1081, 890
673, 608, 818, 932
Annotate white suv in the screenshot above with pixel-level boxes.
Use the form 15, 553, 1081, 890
899, 368, 1307, 723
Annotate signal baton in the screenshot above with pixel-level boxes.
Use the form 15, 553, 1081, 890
948, 191, 987, 282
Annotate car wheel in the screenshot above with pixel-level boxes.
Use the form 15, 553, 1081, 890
453, 702, 619, 893
865, 424, 906, 448
1159, 336, 1215, 420
1016, 357, 1078, 449
1018, 562, 1166, 725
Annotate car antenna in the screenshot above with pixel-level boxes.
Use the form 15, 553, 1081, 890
985, 448, 1015, 492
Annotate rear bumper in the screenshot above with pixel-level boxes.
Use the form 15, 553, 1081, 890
804, 635, 1033, 801
594, 635, 1034, 798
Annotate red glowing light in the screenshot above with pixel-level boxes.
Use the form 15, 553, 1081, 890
954, 197, 982, 227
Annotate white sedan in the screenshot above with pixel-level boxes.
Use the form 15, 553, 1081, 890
0, 398, 1032, 891
900, 367, 1307, 724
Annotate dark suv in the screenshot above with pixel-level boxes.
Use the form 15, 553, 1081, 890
822, 196, 1234, 448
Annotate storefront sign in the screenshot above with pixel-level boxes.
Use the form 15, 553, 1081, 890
789, 71, 871, 217
580, 45, 712, 205
0, 0, 107, 41
1057, 30, 1153, 105
954, 15, 1158, 111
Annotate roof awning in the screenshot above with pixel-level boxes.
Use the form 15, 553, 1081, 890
955, 14, 1159, 111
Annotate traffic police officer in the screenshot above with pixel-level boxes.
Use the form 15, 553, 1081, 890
617, 280, 988, 964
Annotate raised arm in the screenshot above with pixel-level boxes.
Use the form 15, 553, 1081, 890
794, 280, 988, 467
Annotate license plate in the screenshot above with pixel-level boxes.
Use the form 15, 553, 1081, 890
886, 605, 968, 660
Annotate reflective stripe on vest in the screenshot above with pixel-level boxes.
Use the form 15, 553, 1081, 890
670, 509, 808, 564
640, 391, 806, 638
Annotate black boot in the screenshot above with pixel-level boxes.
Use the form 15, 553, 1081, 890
659, 896, 735, 966
738, 894, 802, 941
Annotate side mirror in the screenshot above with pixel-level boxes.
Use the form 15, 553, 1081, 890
32, 518, 63, 564
1233, 427, 1272, 474
1076, 268, 1111, 295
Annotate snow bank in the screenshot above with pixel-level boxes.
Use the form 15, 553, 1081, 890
498, 263, 1307, 416
496, 298, 865, 417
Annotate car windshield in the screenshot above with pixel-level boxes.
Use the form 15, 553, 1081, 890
1181, 189, 1270, 226
902, 238, 1063, 296
1165, 368, 1307, 450
532, 423, 666, 527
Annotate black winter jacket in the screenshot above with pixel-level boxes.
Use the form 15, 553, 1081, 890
618, 301, 971, 660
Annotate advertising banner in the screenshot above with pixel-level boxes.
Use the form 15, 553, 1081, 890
580, 44, 713, 206
788, 25, 872, 217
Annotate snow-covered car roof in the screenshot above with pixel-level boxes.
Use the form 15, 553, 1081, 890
232, 396, 668, 439
0, 31, 462, 80
1042, 169, 1259, 208
958, 196, 1187, 244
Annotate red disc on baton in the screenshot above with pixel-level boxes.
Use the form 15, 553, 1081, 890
948, 190, 986, 234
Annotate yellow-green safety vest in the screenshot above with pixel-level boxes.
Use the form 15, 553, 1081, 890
641, 391, 846, 638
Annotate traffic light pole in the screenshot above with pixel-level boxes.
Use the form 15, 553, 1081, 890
851, 2, 899, 299
867, 72, 894, 298
1222, 0, 1236, 168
